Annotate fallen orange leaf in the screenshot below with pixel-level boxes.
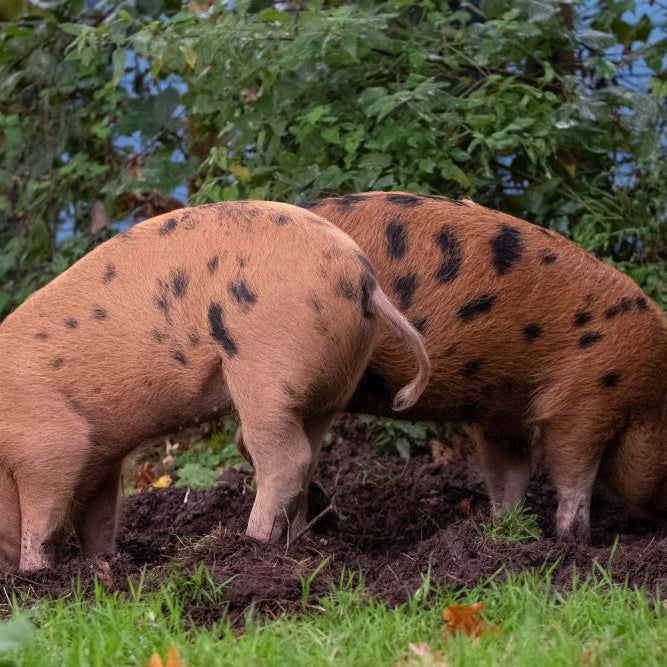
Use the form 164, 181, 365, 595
147, 645, 186, 667
443, 601, 498, 638
134, 461, 156, 490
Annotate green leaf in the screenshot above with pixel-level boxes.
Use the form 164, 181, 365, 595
112, 48, 126, 85
395, 437, 411, 460
152, 86, 180, 125
174, 463, 220, 490
580, 30, 616, 51
60, 22, 89, 36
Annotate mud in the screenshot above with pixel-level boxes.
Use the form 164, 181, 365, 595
3, 417, 667, 625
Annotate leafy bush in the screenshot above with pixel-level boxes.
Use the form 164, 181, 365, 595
1, 0, 665, 319
172, 420, 250, 489
359, 416, 437, 459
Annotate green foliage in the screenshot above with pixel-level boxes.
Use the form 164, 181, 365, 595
0, 615, 35, 654
7, 566, 667, 665
359, 416, 437, 459
173, 462, 220, 490
1, 0, 666, 319
481, 504, 544, 544
173, 420, 250, 489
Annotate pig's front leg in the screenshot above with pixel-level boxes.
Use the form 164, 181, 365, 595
0, 467, 20, 569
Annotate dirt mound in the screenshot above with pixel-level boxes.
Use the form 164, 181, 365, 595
3, 417, 667, 624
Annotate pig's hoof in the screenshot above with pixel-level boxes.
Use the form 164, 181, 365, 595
555, 523, 591, 545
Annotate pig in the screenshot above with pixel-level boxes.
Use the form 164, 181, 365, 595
296, 191, 667, 542
0, 200, 429, 571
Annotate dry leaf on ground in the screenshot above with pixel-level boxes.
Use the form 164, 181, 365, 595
443, 601, 499, 638
148, 645, 186, 667
152, 475, 172, 489
394, 642, 447, 666
429, 440, 457, 465
133, 461, 157, 490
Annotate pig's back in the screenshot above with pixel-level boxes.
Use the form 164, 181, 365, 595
306, 192, 667, 424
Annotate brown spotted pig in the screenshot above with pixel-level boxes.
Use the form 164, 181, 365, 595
0, 200, 429, 571
296, 191, 667, 542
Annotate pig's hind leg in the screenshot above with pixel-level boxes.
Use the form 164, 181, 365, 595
471, 425, 532, 515
74, 462, 121, 558
533, 398, 610, 543
15, 405, 92, 571
241, 413, 314, 543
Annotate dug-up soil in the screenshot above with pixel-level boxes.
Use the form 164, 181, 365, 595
4, 417, 667, 626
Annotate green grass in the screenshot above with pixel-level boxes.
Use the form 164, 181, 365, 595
3, 565, 667, 666
481, 504, 544, 544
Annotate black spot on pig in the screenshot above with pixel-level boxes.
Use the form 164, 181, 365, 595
92, 305, 107, 321
208, 303, 238, 357
636, 297, 648, 311
322, 247, 342, 262
187, 329, 200, 347
360, 270, 377, 318
491, 224, 524, 275
458, 294, 497, 322
171, 349, 188, 366
64, 317, 78, 329
523, 323, 542, 342
445, 343, 458, 357
412, 316, 427, 333
435, 225, 463, 283
394, 274, 417, 310
463, 358, 483, 378
336, 277, 356, 301
207, 256, 219, 274
579, 331, 604, 348
151, 329, 169, 344
299, 199, 324, 211
181, 212, 199, 231
336, 194, 367, 209
308, 294, 322, 315
155, 296, 171, 324
601, 372, 621, 388
92, 386, 102, 395
605, 297, 633, 319
237, 255, 248, 269
272, 213, 290, 226
35, 331, 49, 340
573, 311, 592, 327
385, 222, 407, 260
386, 193, 422, 207
158, 218, 178, 236
541, 249, 558, 265
228, 280, 257, 311
51, 357, 64, 369
171, 270, 189, 299
102, 263, 117, 284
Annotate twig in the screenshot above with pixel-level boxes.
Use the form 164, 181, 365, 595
290, 493, 337, 544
